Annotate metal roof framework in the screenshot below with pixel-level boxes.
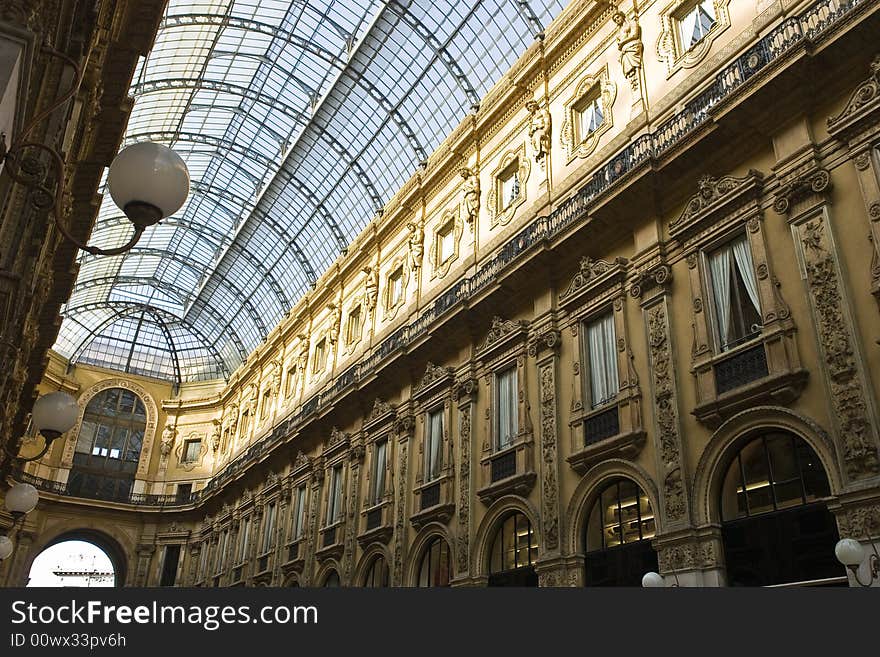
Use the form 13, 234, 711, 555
54, 0, 567, 383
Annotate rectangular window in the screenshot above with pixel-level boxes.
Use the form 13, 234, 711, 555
425, 409, 444, 481
438, 222, 455, 264
159, 545, 181, 587
677, 0, 717, 50
389, 267, 404, 308
199, 541, 209, 580
586, 313, 620, 408
260, 389, 271, 420
262, 502, 277, 552
706, 235, 762, 351
347, 305, 362, 345
238, 516, 251, 563
216, 530, 228, 573
313, 338, 327, 373
499, 161, 521, 209
326, 465, 344, 524
292, 485, 307, 540
239, 411, 250, 440
575, 90, 604, 142
371, 439, 387, 503
284, 366, 297, 397
495, 366, 518, 449
176, 483, 192, 503
183, 439, 201, 463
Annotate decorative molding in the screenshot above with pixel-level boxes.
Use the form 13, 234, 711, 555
559, 256, 628, 307
486, 145, 531, 228
476, 316, 530, 357
773, 168, 831, 215
629, 264, 672, 299
669, 170, 764, 239
430, 209, 463, 280
560, 65, 616, 162
827, 53, 880, 138
656, 0, 732, 77
456, 396, 472, 574
793, 216, 880, 479
537, 357, 560, 551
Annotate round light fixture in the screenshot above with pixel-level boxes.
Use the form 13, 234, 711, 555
108, 142, 190, 228
835, 537, 866, 568
4, 483, 39, 516
641, 571, 664, 588
31, 392, 79, 440
0, 535, 13, 561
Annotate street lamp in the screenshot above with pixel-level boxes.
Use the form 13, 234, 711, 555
0, 482, 39, 562
835, 537, 879, 587
0, 45, 189, 257
10, 392, 80, 462
642, 570, 680, 587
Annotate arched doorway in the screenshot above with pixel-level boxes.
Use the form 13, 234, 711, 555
28, 538, 118, 587
584, 478, 658, 586
362, 555, 389, 587
68, 388, 147, 501
488, 511, 538, 586
719, 432, 844, 586
417, 536, 451, 587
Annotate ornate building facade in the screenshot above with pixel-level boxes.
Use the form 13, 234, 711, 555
2, 0, 880, 587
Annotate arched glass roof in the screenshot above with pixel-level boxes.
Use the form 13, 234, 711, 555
54, 0, 568, 383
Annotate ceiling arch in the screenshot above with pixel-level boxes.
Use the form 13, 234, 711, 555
54, 0, 568, 384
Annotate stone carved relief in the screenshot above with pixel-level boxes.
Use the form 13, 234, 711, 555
559, 256, 628, 300
363, 267, 379, 316
796, 218, 880, 478
392, 439, 408, 584
837, 503, 880, 540
646, 302, 687, 523
827, 54, 880, 132
538, 359, 560, 551
526, 99, 551, 165
407, 221, 424, 272
457, 398, 472, 573
160, 425, 176, 457
480, 316, 529, 351
773, 169, 831, 215
459, 167, 480, 229
671, 171, 764, 231
327, 304, 341, 345
613, 10, 644, 90
416, 362, 454, 392
630, 264, 672, 299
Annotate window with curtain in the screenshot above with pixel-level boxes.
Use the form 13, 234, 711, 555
327, 465, 344, 524
677, 0, 716, 50
707, 235, 762, 351
291, 485, 307, 540
417, 537, 451, 587
585, 312, 619, 408
495, 366, 518, 449
499, 161, 521, 209
262, 502, 277, 552
575, 90, 604, 141
260, 389, 271, 420
313, 338, 327, 373
438, 221, 455, 263
371, 439, 387, 503
182, 439, 201, 463
425, 409, 444, 481
216, 530, 228, 573
238, 517, 251, 563
388, 268, 404, 308
199, 540, 209, 580
346, 305, 362, 346
284, 365, 297, 397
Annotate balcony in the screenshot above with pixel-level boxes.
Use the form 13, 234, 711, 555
358, 501, 393, 547
477, 436, 536, 505
567, 396, 645, 475
410, 476, 455, 528
281, 539, 305, 577
692, 335, 807, 428
316, 522, 344, 560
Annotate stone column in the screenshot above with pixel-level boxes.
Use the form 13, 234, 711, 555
391, 414, 414, 585
342, 440, 364, 584
453, 376, 476, 584
133, 544, 155, 586
302, 463, 322, 586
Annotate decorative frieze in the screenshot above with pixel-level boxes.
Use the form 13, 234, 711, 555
455, 377, 477, 575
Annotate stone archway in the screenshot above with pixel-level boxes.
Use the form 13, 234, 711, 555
28, 529, 129, 587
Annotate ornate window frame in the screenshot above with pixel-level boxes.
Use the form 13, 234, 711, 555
474, 317, 536, 505
281, 454, 312, 574
176, 431, 207, 471
344, 300, 365, 351
657, 0, 731, 77
359, 400, 397, 546
317, 428, 350, 559
383, 254, 409, 321
487, 145, 531, 229
558, 257, 644, 473
560, 66, 616, 163
312, 335, 328, 375
410, 362, 456, 527
669, 169, 805, 428
430, 209, 463, 280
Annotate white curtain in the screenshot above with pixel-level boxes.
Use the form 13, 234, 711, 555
427, 412, 443, 480
680, 10, 699, 47
588, 314, 619, 407
497, 368, 517, 448
709, 246, 733, 347
373, 441, 387, 500
731, 237, 760, 315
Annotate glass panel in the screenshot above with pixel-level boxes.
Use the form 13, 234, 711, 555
586, 313, 619, 407
496, 367, 517, 449
372, 440, 387, 502
426, 410, 443, 481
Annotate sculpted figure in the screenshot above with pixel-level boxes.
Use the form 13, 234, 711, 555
160, 425, 175, 457
613, 10, 643, 86
526, 100, 551, 162
363, 266, 379, 313
460, 168, 480, 226
407, 222, 424, 270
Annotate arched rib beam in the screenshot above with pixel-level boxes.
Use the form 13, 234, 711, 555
386, 1, 481, 107
512, 0, 544, 38
70, 273, 269, 341
123, 130, 277, 170
64, 302, 231, 380
63, 300, 246, 366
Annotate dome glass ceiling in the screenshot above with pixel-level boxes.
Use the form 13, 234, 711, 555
53, 0, 568, 383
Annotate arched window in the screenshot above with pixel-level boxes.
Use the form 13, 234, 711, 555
28, 539, 117, 587
68, 388, 146, 501
584, 478, 658, 586
362, 555, 389, 587
417, 537, 451, 587
488, 512, 538, 586
322, 570, 340, 587
720, 432, 844, 586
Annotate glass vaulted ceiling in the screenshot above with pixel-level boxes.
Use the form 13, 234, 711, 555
54, 0, 568, 383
